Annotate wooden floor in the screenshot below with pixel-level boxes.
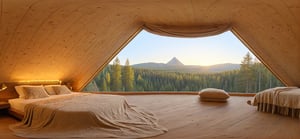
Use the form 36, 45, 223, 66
1, 95, 300, 139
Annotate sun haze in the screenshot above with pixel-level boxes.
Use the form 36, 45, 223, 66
112, 30, 257, 66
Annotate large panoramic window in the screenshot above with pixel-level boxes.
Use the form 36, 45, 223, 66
84, 30, 283, 93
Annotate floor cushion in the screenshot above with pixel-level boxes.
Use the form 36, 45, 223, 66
198, 88, 230, 102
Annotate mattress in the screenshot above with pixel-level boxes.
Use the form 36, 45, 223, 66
8, 92, 81, 113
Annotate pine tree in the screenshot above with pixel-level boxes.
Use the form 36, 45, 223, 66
122, 59, 134, 91
136, 74, 145, 91
105, 72, 111, 91
239, 52, 255, 93
84, 80, 99, 92
100, 78, 107, 91
252, 59, 263, 92
111, 57, 122, 91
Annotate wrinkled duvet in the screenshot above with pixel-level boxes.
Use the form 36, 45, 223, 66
247, 87, 300, 118
10, 93, 167, 138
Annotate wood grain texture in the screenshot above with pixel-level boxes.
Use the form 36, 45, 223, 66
125, 95, 300, 139
0, 0, 299, 90
1, 95, 300, 139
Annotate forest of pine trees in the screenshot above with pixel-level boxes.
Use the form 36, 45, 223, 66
84, 53, 283, 93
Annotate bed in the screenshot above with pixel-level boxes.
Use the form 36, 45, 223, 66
247, 87, 300, 118
8, 93, 79, 119
8, 85, 167, 138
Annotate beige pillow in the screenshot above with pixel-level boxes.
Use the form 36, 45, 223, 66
15, 85, 28, 98
198, 88, 230, 102
23, 86, 49, 99
15, 85, 45, 98
44, 85, 61, 95
52, 85, 72, 95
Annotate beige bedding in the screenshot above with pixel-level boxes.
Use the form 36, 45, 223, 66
10, 93, 167, 138
248, 87, 300, 118
8, 93, 82, 113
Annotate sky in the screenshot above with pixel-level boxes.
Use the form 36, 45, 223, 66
111, 30, 258, 66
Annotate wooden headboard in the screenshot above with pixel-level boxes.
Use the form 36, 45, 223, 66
0, 81, 64, 102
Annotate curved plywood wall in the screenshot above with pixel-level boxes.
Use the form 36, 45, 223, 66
0, 0, 299, 92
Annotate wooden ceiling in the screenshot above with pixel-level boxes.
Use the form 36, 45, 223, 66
0, 0, 299, 91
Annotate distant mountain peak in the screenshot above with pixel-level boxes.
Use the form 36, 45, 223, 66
166, 57, 184, 66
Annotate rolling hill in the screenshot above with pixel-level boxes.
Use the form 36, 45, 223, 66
132, 57, 240, 73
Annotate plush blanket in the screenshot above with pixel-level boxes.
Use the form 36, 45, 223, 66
247, 87, 300, 118
10, 93, 167, 138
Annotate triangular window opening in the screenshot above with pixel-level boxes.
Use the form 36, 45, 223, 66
83, 30, 284, 93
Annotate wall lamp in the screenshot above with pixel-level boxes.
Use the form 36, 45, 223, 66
0, 83, 7, 92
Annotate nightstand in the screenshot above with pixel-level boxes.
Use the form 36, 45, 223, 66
0, 101, 10, 114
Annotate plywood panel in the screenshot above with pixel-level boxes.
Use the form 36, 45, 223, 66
0, 0, 299, 90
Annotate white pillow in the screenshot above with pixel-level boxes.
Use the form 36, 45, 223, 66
23, 86, 49, 99
52, 85, 72, 95
44, 85, 61, 95
15, 85, 34, 98
198, 88, 230, 102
